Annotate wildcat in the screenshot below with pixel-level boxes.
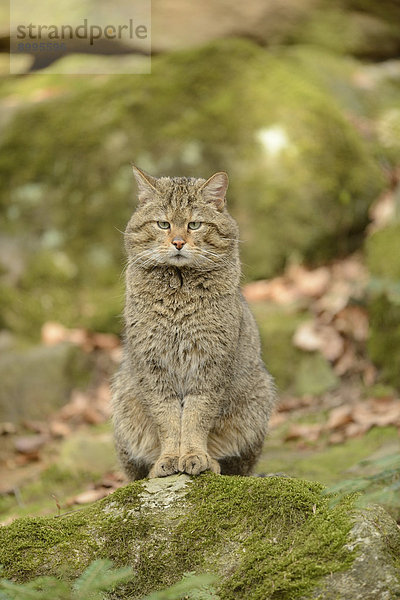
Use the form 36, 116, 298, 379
112, 166, 277, 479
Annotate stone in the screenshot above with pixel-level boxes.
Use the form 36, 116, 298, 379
0, 475, 399, 599
0, 342, 91, 423
0, 39, 385, 336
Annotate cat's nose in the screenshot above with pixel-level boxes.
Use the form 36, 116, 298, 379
172, 238, 186, 251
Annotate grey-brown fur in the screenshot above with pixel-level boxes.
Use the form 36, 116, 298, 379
112, 167, 277, 479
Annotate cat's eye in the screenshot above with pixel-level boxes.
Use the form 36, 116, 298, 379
188, 222, 202, 230
157, 221, 170, 229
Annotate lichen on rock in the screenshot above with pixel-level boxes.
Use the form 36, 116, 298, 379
1, 474, 399, 599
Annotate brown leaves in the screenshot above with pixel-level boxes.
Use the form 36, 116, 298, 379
293, 322, 344, 361
41, 321, 121, 359
66, 472, 124, 506
244, 255, 373, 381
282, 397, 400, 446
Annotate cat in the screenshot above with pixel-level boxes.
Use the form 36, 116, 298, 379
111, 166, 277, 479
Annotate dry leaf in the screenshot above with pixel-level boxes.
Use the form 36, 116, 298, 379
284, 423, 322, 442
344, 422, 370, 438
22, 420, 48, 434
73, 488, 111, 505
368, 191, 396, 232
287, 264, 330, 298
49, 421, 71, 438
91, 332, 120, 351
243, 278, 299, 304
293, 322, 344, 361
326, 405, 353, 430
293, 321, 321, 352
334, 306, 369, 342
334, 344, 358, 376
82, 406, 106, 425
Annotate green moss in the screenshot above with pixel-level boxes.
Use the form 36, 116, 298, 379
1, 39, 385, 337
0, 465, 94, 521
259, 425, 400, 485
366, 224, 400, 389
181, 476, 355, 600
251, 304, 307, 391
0, 475, 357, 600
294, 353, 339, 396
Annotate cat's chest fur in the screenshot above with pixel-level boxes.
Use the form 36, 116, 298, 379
125, 267, 237, 397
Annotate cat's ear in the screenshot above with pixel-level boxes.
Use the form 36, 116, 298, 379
131, 165, 157, 203
200, 172, 229, 211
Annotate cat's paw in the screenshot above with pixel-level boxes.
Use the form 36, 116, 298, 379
148, 455, 179, 478
178, 453, 221, 475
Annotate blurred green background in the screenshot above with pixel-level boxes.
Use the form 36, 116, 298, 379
1, 0, 400, 522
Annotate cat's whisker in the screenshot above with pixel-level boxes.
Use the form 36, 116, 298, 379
130, 249, 157, 265
114, 226, 127, 236
220, 237, 244, 243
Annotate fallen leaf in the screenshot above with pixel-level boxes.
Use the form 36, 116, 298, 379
41, 322, 91, 350
91, 332, 120, 351
72, 488, 111, 505
284, 423, 322, 442
243, 278, 299, 304
49, 421, 71, 438
368, 191, 396, 232
293, 322, 344, 361
334, 344, 358, 376
293, 321, 321, 352
326, 405, 353, 430
287, 264, 331, 298
344, 422, 370, 438
82, 406, 106, 425
22, 420, 48, 434
334, 306, 369, 342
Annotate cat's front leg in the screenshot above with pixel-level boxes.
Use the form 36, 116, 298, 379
179, 395, 221, 475
148, 396, 182, 478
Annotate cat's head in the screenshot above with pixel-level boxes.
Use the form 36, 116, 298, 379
125, 166, 239, 270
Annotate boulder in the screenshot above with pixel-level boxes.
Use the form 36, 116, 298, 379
0, 474, 399, 599
0, 40, 384, 335
0, 342, 91, 423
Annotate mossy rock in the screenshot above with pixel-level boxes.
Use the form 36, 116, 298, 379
0, 342, 91, 422
0, 475, 399, 599
1, 39, 384, 337
365, 223, 400, 389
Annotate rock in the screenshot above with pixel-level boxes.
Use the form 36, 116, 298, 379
0, 475, 399, 599
365, 223, 400, 389
294, 353, 340, 396
57, 431, 117, 476
0, 39, 385, 335
0, 342, 91, 423
4, 0, 400, 60
306, 505, 400, 600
